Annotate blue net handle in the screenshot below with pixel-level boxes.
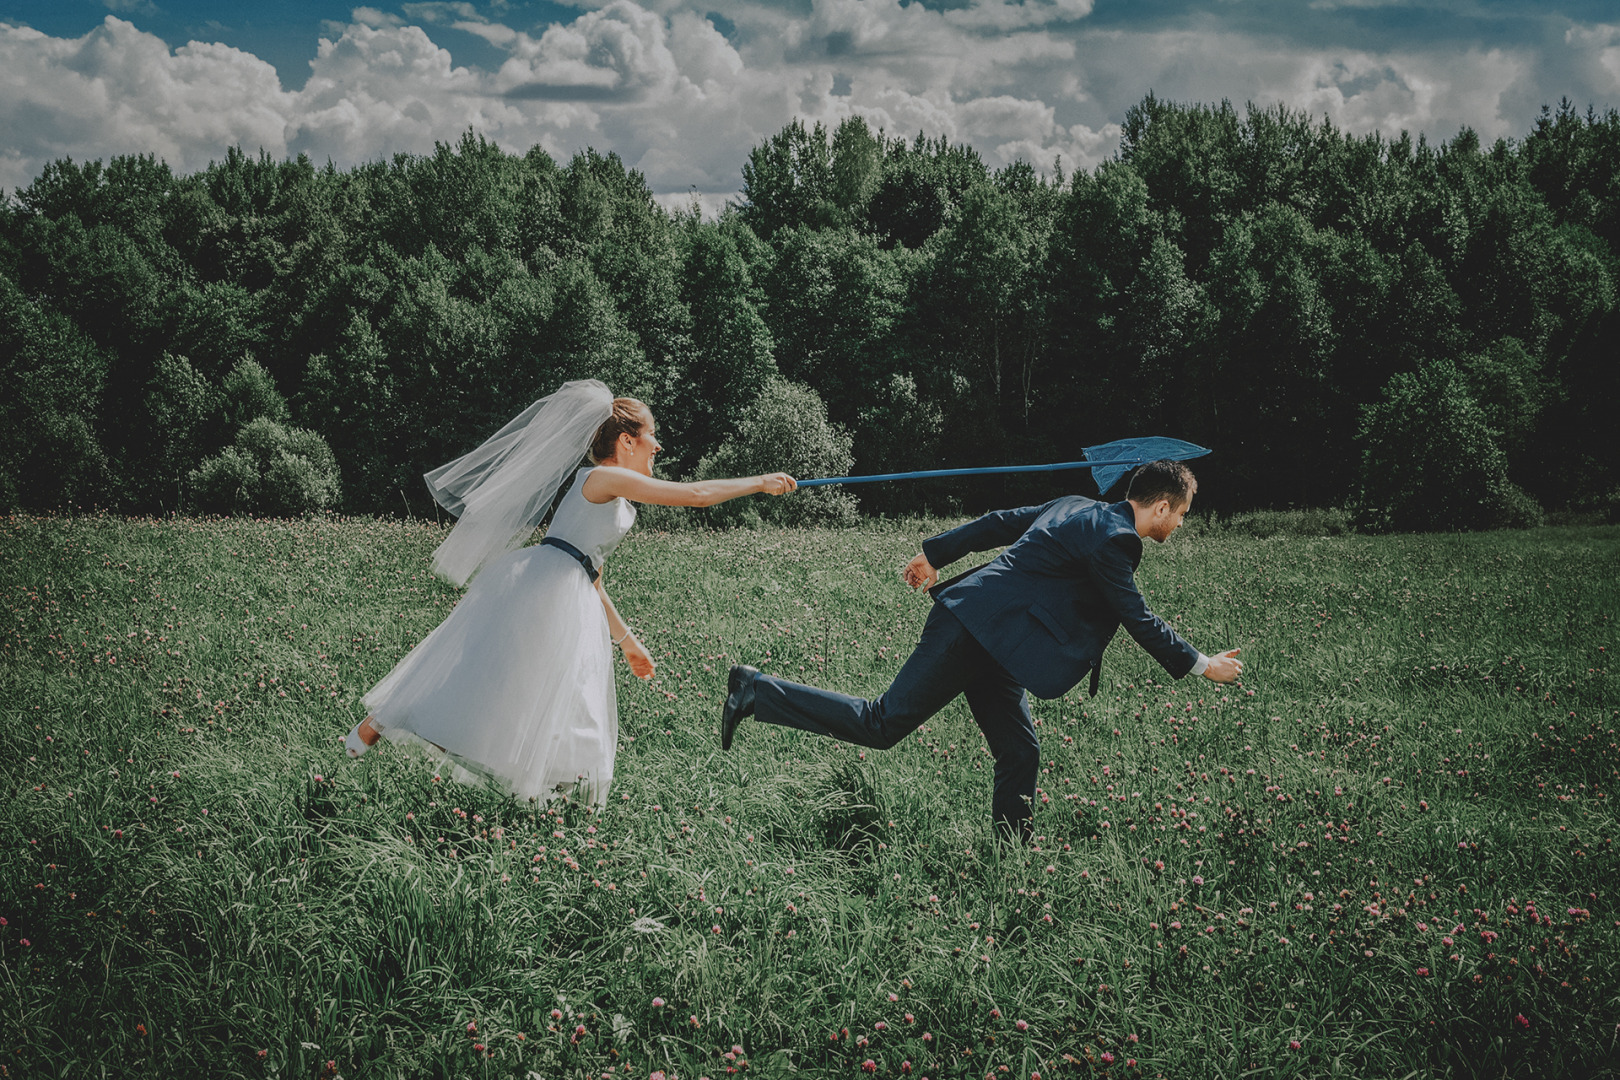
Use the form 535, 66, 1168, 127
798, 438, 1211, 493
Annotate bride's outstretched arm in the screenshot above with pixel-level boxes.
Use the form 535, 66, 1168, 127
595, 577, 654, 678
583, 466, 796, 507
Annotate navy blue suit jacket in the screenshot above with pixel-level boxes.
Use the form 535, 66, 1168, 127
921, 497, 1199, 700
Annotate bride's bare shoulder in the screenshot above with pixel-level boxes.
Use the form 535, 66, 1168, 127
581, 465, 641, 503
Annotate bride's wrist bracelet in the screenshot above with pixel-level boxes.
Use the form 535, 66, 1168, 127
613, 629, 633, 647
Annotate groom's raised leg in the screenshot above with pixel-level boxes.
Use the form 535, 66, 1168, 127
752, 604, 976, 749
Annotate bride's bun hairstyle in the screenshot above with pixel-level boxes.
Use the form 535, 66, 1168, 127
588, 398, 651, 464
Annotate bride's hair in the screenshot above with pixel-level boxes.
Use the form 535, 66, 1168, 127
588, 398, 650, 464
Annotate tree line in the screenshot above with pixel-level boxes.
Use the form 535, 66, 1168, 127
2, 96, 1616, 530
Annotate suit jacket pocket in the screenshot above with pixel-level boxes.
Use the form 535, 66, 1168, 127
1030, 603, 1070, 645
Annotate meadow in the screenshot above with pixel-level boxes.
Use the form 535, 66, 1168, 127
1, 511, 1616, 1079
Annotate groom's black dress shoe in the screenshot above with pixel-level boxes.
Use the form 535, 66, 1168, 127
721, 665, 759, 751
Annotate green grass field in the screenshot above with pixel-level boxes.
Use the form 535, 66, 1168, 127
2, 512, 1617, 1079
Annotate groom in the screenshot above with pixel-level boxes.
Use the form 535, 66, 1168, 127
719, 459, 1243, 841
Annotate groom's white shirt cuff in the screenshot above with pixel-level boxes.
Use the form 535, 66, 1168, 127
1189, 653, 1210, 677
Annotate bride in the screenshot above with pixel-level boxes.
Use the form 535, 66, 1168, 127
342, 379, 796, 804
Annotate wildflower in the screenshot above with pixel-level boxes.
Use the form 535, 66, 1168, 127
875, 1022, 887, 1031
1015, 1019, 1029, 1032
861, 1061, 877, 1074
1288, 1040, 1301, 1050
1192, 875, 1204, 885
1416, 967, 1430, 976
467, 1022, 477, 1034
1100, 1052, 1114, 1064
1514, 1014, 1530, 1031
652, 997, 665, 1008
989, 1008, 1001, 1019
135, 1024, 146, 1037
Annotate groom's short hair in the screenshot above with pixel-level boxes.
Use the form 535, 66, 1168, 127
1126, 460, 1196, 508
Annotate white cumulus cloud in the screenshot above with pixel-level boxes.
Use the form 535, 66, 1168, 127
0, 18, 290, 192
0, 2, 1615, 207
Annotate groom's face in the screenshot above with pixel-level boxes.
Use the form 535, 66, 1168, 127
1144, 496, 1191, 543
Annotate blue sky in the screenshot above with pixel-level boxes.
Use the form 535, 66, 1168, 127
2, 1, 1617, 208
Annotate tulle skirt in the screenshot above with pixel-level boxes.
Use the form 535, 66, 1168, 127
363, 544, 616, 804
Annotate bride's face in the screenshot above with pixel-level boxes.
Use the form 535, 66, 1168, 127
617, 412, 661, 476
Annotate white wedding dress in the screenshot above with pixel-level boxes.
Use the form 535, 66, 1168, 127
363, 467, 635, 804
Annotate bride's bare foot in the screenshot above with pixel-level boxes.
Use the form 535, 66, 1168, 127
357, 716, 381, 746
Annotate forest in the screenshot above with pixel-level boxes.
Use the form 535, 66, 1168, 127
1, 95, 1616, 531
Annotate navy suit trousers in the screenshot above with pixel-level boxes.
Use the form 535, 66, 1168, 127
753, 604, 1039, 839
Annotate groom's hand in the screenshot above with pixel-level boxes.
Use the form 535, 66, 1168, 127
903, 552, 938, 591
1202, 647, 1243, 683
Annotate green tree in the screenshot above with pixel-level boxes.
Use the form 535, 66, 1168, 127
909, 182, 1047, 462
558, 148, 683, 404
296, 314, 396, 513
1204, 204, 1339, 505
695, 379, 857, 527
759, 225, 911, 432
1357, 361, 1542, 532
831, 117, 884, 223
1041, 162, 1206, 492
141, 353, 221, 511
668, 216, 778, 476
854, 372, 945, 515
740, 120, 839, 240
220, 356, 290, 433
0, 275, 108, 509
866, 133, 991, 250
190, 417, 341, 516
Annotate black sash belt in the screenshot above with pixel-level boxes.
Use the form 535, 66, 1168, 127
540, 536, 599, 583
